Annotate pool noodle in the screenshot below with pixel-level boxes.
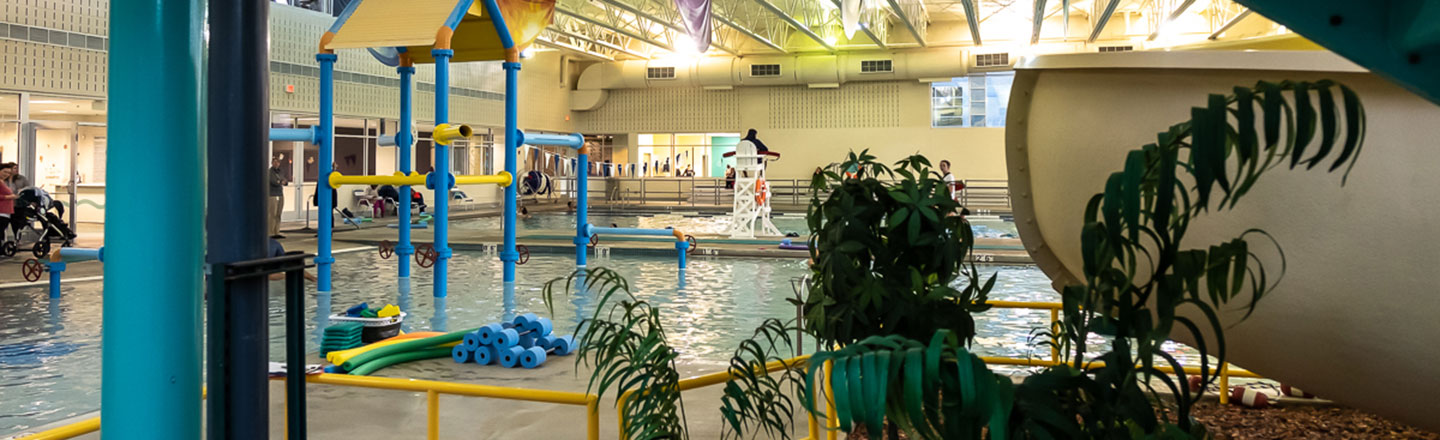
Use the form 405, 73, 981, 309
347, 347, 454, 376
324, 331, 445, 364
778, 244, 809, 251
341, 328, 476, 371
452, 344, 475, 363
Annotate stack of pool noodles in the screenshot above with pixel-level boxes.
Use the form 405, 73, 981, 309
326, 329, 471, 376
345, 302, 401, 318
320, 322, 364, 356
452, 313, 576, 369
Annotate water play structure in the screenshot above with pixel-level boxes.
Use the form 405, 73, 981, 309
724, 140, 782, 238
1007, 50, 1440, 431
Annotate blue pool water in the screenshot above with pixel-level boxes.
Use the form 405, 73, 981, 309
0, 250, 1055, 434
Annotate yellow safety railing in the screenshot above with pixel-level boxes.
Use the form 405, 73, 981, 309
305, 374, 599, 440
454, 171, 512, 186
14, 417, 100, 440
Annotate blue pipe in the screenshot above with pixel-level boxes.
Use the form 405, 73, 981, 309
573, 151, 589, 267
317, 53, 337, 292
480, 0, 516, 49
397, 65, 415, 278
48, 262, 65, 298
501, 61, 520, 282
58, 247, 103, 262
105, 0, 204, 435
675, 241, 689, 269
432, 49, 454, 298
519, 131, 584, 148
587, 225, 682, 237
268, 127, 316, 143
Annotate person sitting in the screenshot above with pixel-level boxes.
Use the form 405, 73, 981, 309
377, 185, 400, 217
411, 190, 427, 214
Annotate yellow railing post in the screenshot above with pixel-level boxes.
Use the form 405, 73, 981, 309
1218, 362, 1231, 405
1049, 308, 1060, 362
616, 390, 632, 440
586, 395, 600, 440
824, 360, 838, 440
427, 390, 440, 440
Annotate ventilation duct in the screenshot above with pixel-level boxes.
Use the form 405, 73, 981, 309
570, 47, 971, 111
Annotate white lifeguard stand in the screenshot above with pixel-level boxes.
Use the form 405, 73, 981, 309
727, 140, 781, 238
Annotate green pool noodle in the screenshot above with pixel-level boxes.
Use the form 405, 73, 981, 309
348, 347, 454, 376
340, 328, 476, 371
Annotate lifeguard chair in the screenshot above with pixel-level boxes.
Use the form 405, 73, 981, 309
725, 140, 781, 238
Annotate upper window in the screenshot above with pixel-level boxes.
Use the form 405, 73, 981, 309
931, 71, 1014, 128
860, 59, 893, 73
647, 67, 676, 79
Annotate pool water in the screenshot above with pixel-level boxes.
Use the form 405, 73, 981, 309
454, 212, 1020, 239
0, 250, 1196, 435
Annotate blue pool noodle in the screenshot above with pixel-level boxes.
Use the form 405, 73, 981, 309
474, 346, 496, 366
452, 344, 474, 363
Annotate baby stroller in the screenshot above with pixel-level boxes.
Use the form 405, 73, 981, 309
2, 187, 76, 258
520, 171, 552, 202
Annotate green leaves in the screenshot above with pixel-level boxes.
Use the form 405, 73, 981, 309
803, 331, 1013, 439
1046, 79, 1366, 437
804, 149, 998, 348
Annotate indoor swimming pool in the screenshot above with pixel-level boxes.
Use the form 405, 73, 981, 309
1, 250, 1122, 434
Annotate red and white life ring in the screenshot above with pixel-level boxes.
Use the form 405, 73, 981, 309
1280, 384, 1317, 399
755, 179, 768, 205
1230, 386, 1272, 408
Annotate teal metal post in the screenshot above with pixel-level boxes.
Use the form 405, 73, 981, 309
574, 150, 589, 266
317, 53, 337, 292
397, 64, 415, 278
104, 0, 204, 436
502, 62, 520, 282
431, 49, 453, 298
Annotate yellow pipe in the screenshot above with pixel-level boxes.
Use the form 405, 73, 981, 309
1049, 308, 1061, 362
454, 171, 512, 187
824, 360, 838, 440
617, 391, 631, 439
328, 171, 425, 189
586, 397, 601, 440
427, 390, 440, 440
307, 373, 594, 405
433, 123, 472, 146
979, 357, 1261, 378
672, 229, 685, 241
1219, 361, 1231, 404
15, 417, 100, 440
987, 300, 1063, 310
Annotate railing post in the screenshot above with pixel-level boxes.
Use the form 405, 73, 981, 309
1219, 362, 1231, 404
427, 390, 440, 440
586, 396, 600, 440
1049, 308, 1060, 362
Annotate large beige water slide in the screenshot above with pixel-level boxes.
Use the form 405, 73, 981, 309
1007, 51, 1440, 430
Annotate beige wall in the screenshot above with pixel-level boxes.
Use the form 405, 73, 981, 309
586, 80, 1008, 180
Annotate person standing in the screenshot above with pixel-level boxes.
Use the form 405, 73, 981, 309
724, 165, 736, 189
269, 156, 288, 238
2, 162, 29, 241
0, 164, 20, 245
939, 159, 963, 202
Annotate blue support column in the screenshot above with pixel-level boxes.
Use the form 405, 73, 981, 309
317, 53, 337, 292
104, 0, 204, 436
397, 65, 415, 278
676, 241, 689, 269
574, 150, 589, 267
432, 49, 454, 298
48, 262, 64, 298
501, 61, 521, 282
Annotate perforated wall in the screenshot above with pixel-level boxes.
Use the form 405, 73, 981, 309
578, 87, 741, 133
766, 82, 902, 129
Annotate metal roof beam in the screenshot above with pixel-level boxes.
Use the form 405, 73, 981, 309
886, 0, 928, 47
1031, 0, 1048, 43
1148, 0, 1196, 40
555, 4, 676, 52
712, 0, 793, 52
1208, 7, 1252, 39
752, 0, 835, 50
535, 35, 616, 61
1088, 0, 1122, 42
598, 0, 742, 55
549, 13, 655, 59
961, 0, 981, 45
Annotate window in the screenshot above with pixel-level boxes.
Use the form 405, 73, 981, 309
636, 133, 739, 178
860, 59, 893, 73
647, 67, 676, 79
1099, 45, 1134, 52
750, 64, 781, 77
932, 71, 1014, 128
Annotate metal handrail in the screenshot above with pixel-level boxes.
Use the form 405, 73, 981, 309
556, 176, 1010, 211
17, 375, 601, 440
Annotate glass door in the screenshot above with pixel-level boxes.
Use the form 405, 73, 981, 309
26, 120, 79, 225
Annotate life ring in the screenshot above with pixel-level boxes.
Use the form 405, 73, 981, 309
755, 179, 768, 205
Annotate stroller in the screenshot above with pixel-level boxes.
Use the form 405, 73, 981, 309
3, 187, 76, 258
